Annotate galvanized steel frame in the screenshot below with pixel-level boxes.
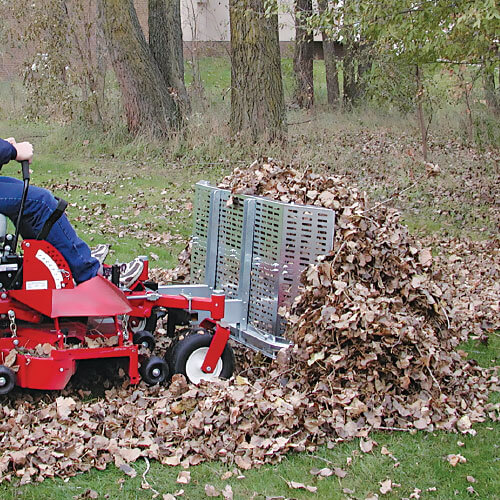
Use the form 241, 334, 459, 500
184, 181, 335, 358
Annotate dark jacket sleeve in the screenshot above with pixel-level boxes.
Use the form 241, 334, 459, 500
0, 138, 17, 167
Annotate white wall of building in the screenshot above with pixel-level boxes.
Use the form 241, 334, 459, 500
180, 0, 296, 42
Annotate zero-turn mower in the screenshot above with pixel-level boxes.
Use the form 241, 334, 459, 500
0, 161, 234, 394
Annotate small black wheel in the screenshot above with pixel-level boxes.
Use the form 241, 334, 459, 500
139, 356, 169, 385
169, 333, 235, 384
133, 330, 156, 350
129, 312, 158, 334
0, 365, 16, 395
190, 326, 210, 335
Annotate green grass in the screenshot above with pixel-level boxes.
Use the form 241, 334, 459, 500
183, 56, 328, 104
0, 119, 498, 499
29, 154, 229, 266
0, 58, 498, 498
1, 422, 498, 499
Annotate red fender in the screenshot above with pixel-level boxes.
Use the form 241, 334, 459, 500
10, 276, 132, 318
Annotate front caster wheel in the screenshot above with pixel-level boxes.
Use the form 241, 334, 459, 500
129, 312, 158, 334
133, 330, 155, 350
139, 356, 169, 385
170, 333, 235, 384
0, 365, 16, 395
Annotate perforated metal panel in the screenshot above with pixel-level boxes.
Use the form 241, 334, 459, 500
247, 200, 282, 335
247, 200, 335, 336
190, 182, 335, 356
280, 205, 334, 303
214, 192, 244, 299
191, 183, 213, 284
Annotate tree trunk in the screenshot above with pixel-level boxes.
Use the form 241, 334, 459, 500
95, 1, 108, 120
415, 65, 428, 162
183, 0, 205, 96
229, 0, 286, 141
293, 0, 313, 108
148, 0, 190, 113
323, 41, 341, 107
61, 0, 104, 127
343, 42, 357, 107
483, 66, 500, 117
98, 0, 181, 137
318, 0, 340, 108
343, 42, 371, 107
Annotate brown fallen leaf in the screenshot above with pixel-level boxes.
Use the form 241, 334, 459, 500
42, 342, 56, 355
177, 471, 191, 484
56, 396, 76, 419
379, 479, 392, 495
0, 158, 497, 488
286, 480, 317, 493
76, 490, 99, 499
446, 454, 467, 467
360, 439, 376, 453
334, 468, 348, 478
409, 488, 422, 499
119, 464, 137, 478
419, 248, 433, 267
234, 455, 252, 470
457, 415, 472, 432
3, 350, 17, 367
164, 456, 182, 466
204, 484, 220, 497
119, 448, 142, 463
310, 467, 333, 477
222, 484, 233, 500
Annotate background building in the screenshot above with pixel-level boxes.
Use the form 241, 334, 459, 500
0, 0, 300, 79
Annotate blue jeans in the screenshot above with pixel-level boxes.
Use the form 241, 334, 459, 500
0, 176, 99, 283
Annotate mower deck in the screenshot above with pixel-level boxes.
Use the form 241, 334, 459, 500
2, 344, 140, 390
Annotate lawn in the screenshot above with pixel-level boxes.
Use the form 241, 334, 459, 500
1, 419, 498, 499
0, 57, 498, 499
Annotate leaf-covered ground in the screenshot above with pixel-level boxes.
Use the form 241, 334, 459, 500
0, 118, 498, 499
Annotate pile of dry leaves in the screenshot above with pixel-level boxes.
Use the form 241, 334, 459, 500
220, 158, 498, 429
0, 158, 497, 485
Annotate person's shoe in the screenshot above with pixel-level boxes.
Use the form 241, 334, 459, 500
91, 244, 110, 266
119, 257, 144, 289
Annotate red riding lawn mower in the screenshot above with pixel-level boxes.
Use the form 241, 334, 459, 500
0, 161, 234, 395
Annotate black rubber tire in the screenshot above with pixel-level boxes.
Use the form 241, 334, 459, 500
165, 340, 180, 375
133, 330, 156, 350
166, 309, 191, 338
169, 333, 235, 384
164, 328, 213, 375
129, 312, 158, 334
139, 356, 169, 385
144, 312, 159, 333
0, 365, 16, 395
129, 316, 147, 333
189, 326, 210, 335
